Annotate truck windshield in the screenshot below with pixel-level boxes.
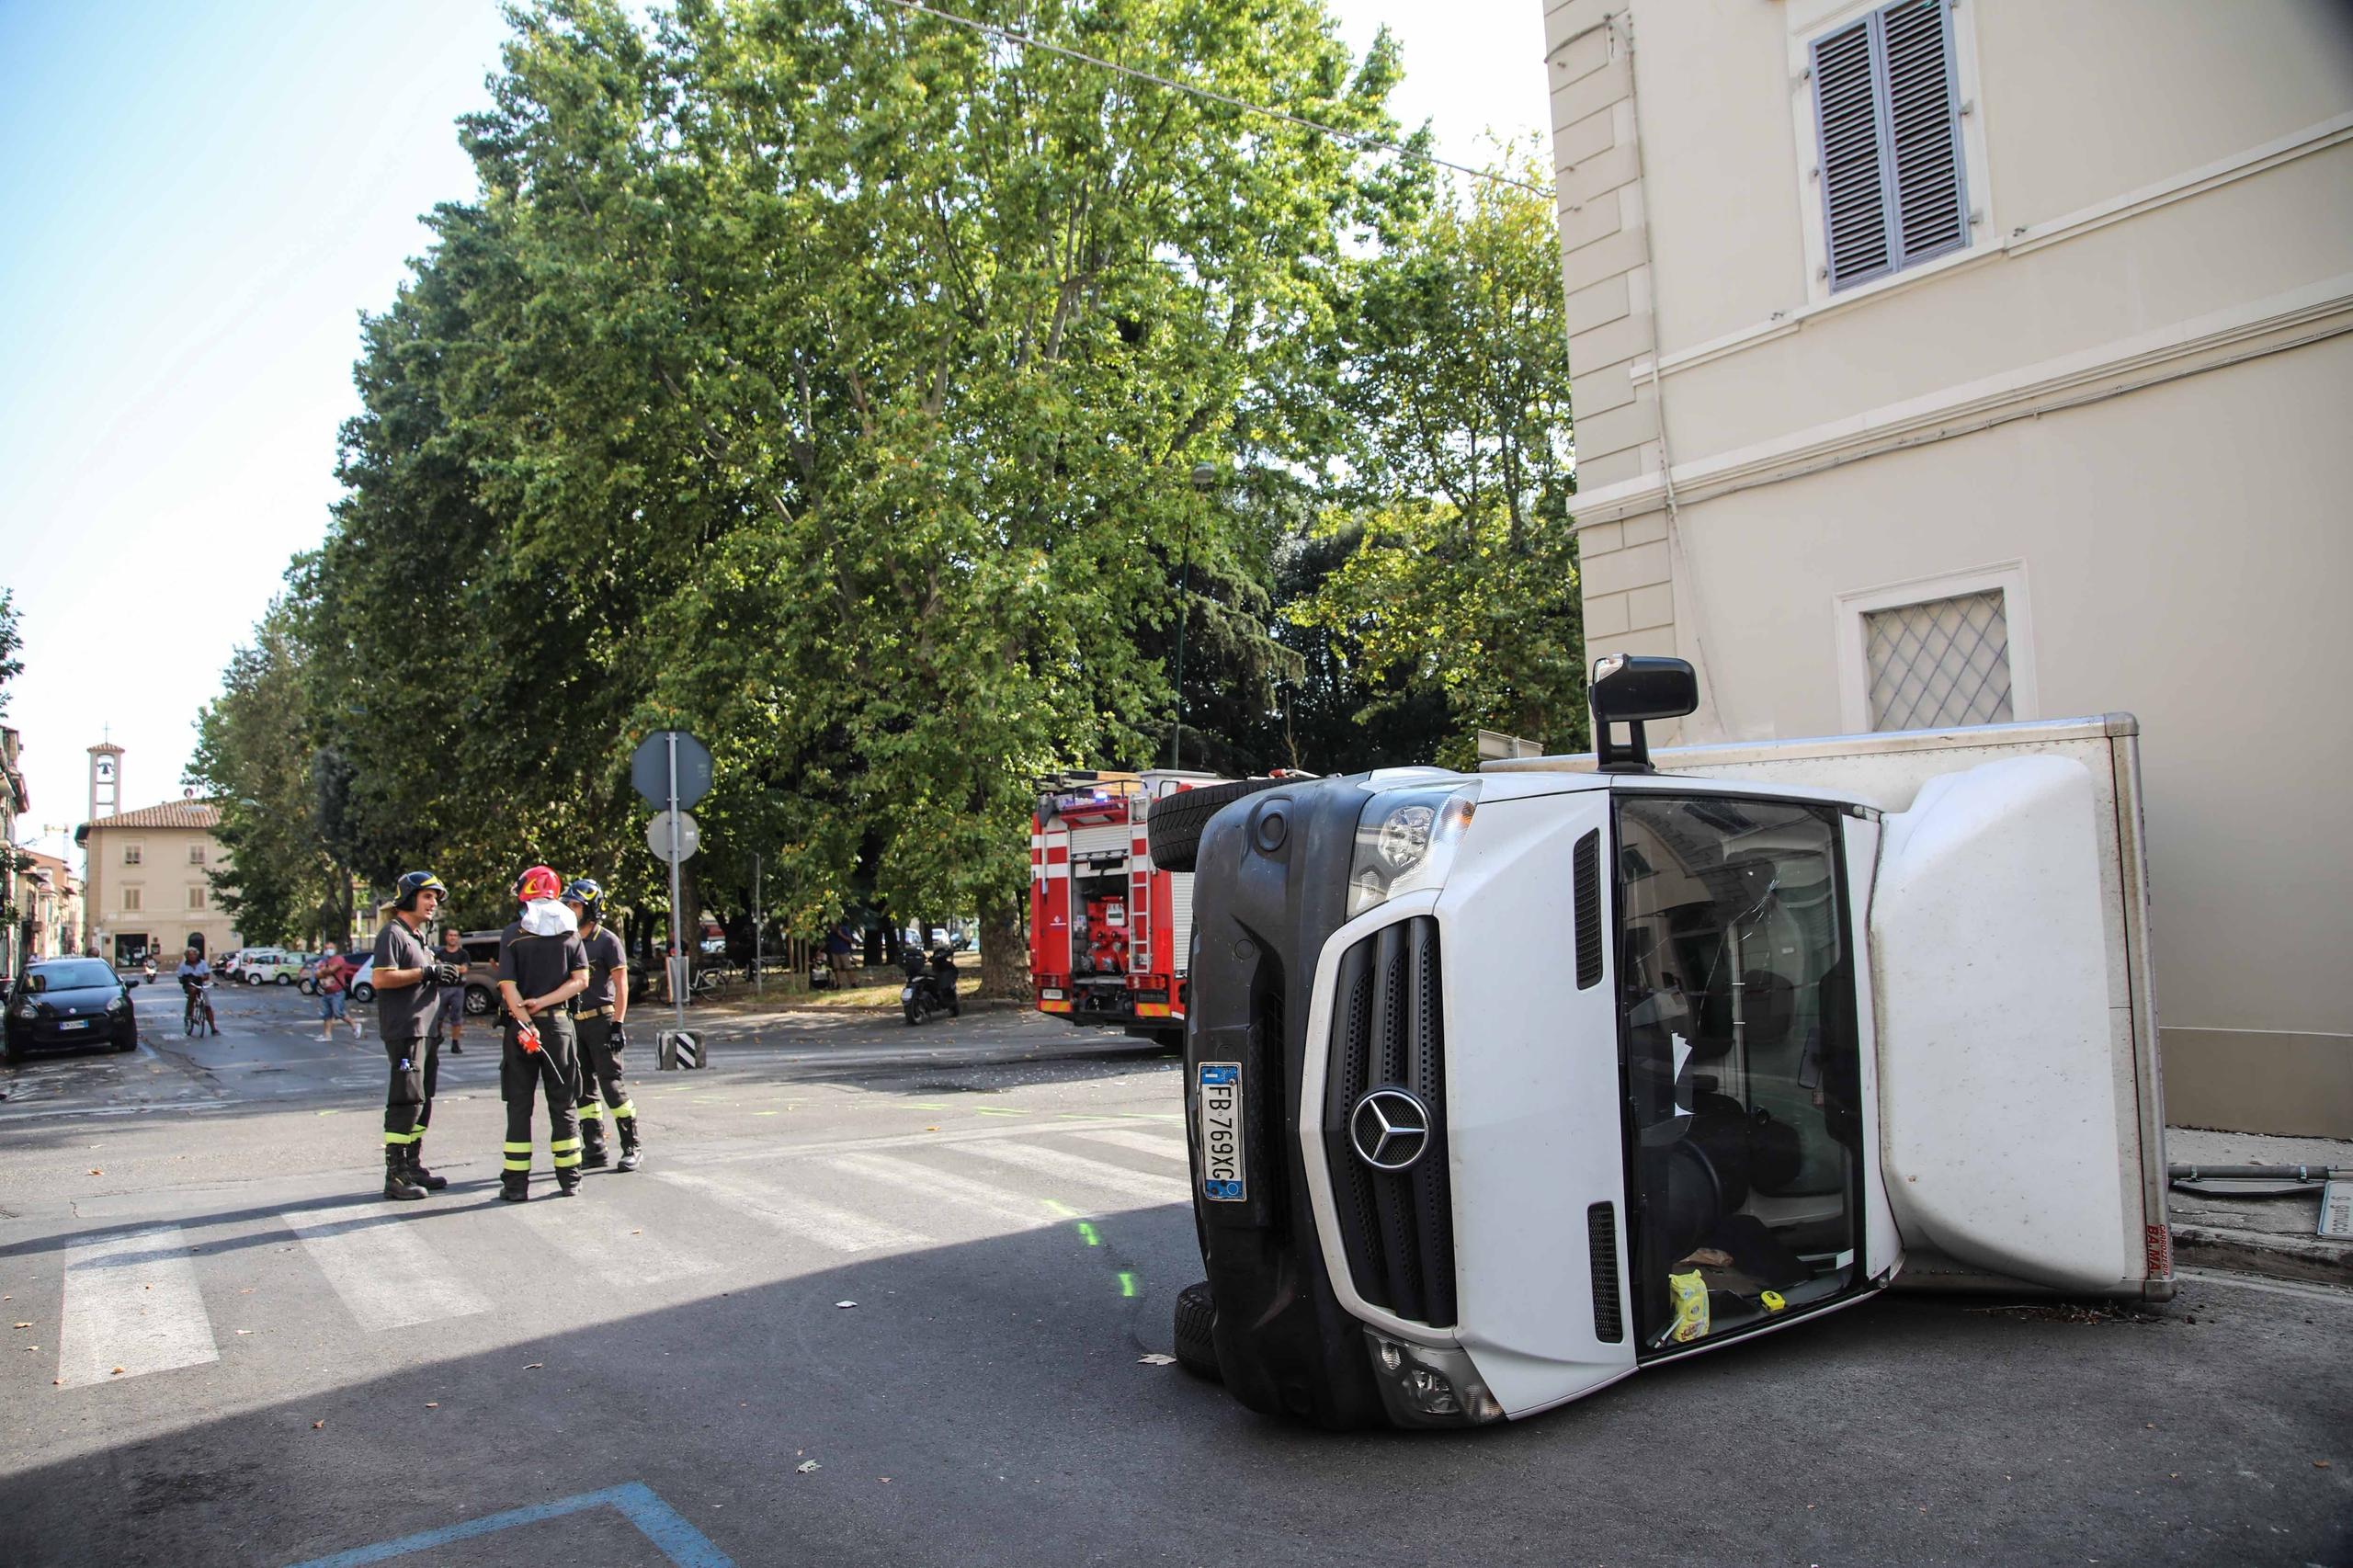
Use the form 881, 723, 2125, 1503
1615, 795, 1863, 1353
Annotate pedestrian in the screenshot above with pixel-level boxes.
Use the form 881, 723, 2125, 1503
496, 865, 590, 1201
316, 942, 364, 1041
426, 924, 470, 1056
369, 872, 461, 1201
561, 878, 642, 1172
825, 920, 856, 983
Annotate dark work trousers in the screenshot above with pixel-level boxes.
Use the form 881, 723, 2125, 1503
382, 1034, 439, 1153
501, 1015, 582, 1180
574, 1015, 638, 1149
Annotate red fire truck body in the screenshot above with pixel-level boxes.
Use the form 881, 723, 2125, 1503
1030, 769, 1228, 1042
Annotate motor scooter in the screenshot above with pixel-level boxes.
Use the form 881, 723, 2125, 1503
900, 950, 960, 1026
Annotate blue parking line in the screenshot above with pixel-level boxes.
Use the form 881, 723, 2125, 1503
285, 1482, 733, 1568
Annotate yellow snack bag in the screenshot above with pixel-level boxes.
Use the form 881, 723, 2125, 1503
1667, 1270, 1710, 1343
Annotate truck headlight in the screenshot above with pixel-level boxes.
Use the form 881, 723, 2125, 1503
1364, 1332, 1506, 1426
1347, 784, 1480, 917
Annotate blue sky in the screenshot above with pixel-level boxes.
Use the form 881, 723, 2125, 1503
0, 0, 1549, 866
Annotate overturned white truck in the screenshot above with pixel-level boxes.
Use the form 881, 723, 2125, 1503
1158, 656, 2171, 1427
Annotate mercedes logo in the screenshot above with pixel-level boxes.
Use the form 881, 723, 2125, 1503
1349, 1086, 1433, 1172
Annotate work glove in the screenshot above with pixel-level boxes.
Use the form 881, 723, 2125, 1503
608, 1022, 629, 1050
428, 961, 463, 987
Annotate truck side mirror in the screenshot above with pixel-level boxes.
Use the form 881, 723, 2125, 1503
1590, 654, 1699, 774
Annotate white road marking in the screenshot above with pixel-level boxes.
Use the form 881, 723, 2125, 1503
831, 1151, 1057, 1229
1066, 1128, 1188, 1166
656, 1169, 934, 1254
281, 1206, 493, 1331
56, 1225, 218, 1389
505, 1199, 717, 1285
951, 1140, 1186, 1207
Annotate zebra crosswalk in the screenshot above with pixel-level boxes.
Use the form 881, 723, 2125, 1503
20, 1120, 1194, 1395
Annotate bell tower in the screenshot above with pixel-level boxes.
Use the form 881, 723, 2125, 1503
89, 741, 123, 822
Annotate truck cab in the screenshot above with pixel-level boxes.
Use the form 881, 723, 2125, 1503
1177, 657, 2170, 1427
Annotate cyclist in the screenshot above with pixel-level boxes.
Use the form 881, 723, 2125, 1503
176, 947, 217, 1038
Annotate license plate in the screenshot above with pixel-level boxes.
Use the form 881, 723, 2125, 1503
1197, 1062, 1245, 1201
58, 1018, 90, 1031
1040, 987, 1064, 1000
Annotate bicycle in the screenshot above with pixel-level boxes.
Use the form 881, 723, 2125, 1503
688, 964, 727, 1000
181, 981, 218, 1040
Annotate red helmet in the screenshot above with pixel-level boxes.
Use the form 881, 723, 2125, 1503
513, 864, 563, 903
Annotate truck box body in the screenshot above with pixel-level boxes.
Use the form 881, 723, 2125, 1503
1179, 710, 2173, 1427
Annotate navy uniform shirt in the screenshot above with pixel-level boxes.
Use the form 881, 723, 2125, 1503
496, 921, 588, 1014
371, 918, 436, 1041
579, 926, 627, 1009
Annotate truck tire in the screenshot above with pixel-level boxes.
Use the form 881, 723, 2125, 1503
1172, 1279, 1222, 1381
1147, 778, 1285, 873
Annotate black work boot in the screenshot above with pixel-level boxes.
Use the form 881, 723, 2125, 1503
578, 1117, 610, 1170
407, 1140, 449, 1192
555, 1170, 582, 1198
616, 1119, 643, 1173
383, 1146, 426, 1202
499, 1170, 530, 1202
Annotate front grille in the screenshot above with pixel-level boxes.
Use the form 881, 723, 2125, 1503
1324, 916, 1456, 1325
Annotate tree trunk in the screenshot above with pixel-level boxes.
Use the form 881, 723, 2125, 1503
977, 889, 1028, 1000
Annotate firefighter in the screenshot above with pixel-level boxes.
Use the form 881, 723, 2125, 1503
561, 878, 642, 1173
496, 864, 590, 1200
369, 871, 461, 1200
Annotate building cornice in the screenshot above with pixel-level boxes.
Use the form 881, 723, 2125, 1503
1574, 274, 2353, 526
1633, 112, 2353, 384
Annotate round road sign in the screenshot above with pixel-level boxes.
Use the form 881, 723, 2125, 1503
646, 808, 701, 863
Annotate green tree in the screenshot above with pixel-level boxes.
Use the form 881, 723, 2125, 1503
0, 587, 23, 717
187, 600, 350, 946
309, 0, 1410, 993
1294, 143, 1586, 768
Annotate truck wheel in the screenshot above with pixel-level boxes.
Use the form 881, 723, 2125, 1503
1172, 1279, 1222, 1381
1146, 778, 1285, 873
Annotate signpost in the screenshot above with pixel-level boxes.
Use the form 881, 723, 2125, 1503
631, 730, 711, 1042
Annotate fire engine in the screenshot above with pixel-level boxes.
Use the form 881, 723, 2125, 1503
1029, 769, 1237, 1044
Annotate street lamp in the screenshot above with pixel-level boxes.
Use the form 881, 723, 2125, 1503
1173, 462, 1216, 770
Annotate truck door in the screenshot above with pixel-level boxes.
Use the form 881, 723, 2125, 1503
1870, 756, 2147, 1295
1614, 791, 1873, 1353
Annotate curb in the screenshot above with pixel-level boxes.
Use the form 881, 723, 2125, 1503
2170, 1223, 2353, 1288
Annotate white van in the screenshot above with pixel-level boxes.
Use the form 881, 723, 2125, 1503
1161, 656, 2169, 1427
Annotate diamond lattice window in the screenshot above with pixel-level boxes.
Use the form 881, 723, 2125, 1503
1863, 589, 2012, 730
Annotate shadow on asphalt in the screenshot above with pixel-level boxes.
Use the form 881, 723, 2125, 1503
6, 1205, 2346, 1568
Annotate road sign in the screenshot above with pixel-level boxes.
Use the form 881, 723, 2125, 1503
631, 731, 712, 810
646, 808, 701, 862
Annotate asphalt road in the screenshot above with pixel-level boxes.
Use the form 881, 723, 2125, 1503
1, 984, 2347, 1567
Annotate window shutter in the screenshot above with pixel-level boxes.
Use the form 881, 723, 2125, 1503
1882, 0, 1968, 263
1812, 18, 1890, 290
1812, 0, 1968, 291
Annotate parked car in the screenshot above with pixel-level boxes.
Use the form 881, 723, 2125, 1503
232, 947, 302, 986
348, 957, 376, 1004
5, 958, 140, 1062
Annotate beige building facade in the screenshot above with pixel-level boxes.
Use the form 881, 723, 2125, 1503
17, 850, 83, 960
1543, 0, 2353, 1133
79, 801, 240, 965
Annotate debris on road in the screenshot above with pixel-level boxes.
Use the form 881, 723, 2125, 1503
835, 1301, 857, 1309
524, 1362, 543, 1369
312, 1420, 324, 1429
1138, 1353, 1176, 1366
797, 1460, 821, 1474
